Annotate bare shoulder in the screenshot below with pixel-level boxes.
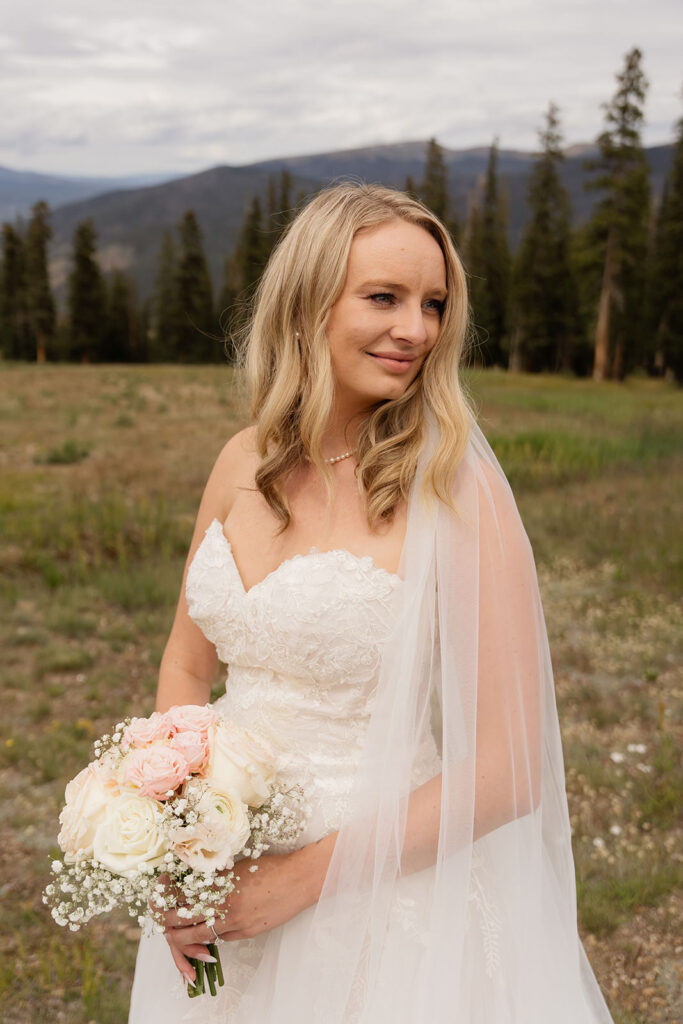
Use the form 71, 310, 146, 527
217, 424, 258, 470
198, 425, 259, 525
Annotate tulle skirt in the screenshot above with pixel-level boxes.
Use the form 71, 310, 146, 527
129, 819, 613, 1023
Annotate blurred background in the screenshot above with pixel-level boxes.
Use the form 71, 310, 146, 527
0, 1, 681, 1021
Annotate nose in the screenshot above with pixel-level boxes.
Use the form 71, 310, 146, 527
388, 299, 429, 346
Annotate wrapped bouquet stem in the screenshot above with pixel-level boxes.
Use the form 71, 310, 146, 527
43, 705, 306, 999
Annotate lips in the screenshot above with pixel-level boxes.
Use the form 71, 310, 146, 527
368, 352, 416, 371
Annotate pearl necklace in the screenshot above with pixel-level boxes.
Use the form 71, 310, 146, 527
323, 449, 356, 465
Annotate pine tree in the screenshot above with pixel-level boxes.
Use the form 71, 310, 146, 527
648, 111, 683, 379
265, 171, 296, 254
585, 47, 651, 380
103, 271, 138, 362
174, 210, 215, 362
421, 138, 449, 221
25, 201, 55, 362
465, 141, 511, 366
404, 175, 418, 200
217, 252, 243, 364
0, 223, 29, 359
234, 196, 270, 296
511, 103, 577, 372
151, 230, 179, 360
67, 219, 106, 362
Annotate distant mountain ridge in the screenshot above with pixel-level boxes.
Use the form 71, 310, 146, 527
0, 165, 180, 223
1, 140, 674, 303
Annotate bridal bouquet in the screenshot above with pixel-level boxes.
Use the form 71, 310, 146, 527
43, 705, 306, 998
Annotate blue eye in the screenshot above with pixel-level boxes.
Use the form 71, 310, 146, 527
368, 293, 395, 305
425, 299, 445, 315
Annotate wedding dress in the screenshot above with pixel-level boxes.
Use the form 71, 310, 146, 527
129, 419, 615, 1023
129, 520, 446, 1022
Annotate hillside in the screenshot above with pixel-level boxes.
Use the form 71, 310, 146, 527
6, 140, 673, 303
0, 165, 177, 223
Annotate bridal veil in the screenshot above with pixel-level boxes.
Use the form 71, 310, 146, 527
224, 410, 615, 1023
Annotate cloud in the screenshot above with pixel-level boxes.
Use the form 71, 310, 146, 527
1, 0, 680, 175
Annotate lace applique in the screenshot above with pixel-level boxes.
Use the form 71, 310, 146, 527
185, 519, 443, 845
468, 847, 502, 978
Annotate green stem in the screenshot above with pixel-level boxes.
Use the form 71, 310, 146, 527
208, 943, 225, 988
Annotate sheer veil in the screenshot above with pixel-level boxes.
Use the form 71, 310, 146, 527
225, 410, 614, 1023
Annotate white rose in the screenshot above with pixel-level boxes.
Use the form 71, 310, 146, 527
92, 794, 168, 875
170, 786, 251, 872
58, 761, 119, 862
207, 722, 276, 808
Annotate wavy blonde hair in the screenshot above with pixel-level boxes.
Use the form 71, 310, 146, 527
234, 182, 473, 532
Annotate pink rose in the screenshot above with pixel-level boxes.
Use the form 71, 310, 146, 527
122, 745, 190, 800
166, 705, 218, 736
170, 730, 210, 774
122, 712, 172, 750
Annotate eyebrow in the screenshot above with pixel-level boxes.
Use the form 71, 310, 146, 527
359, 280, 448, 299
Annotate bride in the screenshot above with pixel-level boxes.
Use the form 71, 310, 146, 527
129, 183, 614, 1022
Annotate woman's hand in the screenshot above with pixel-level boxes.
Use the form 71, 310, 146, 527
164, 836, 336, 982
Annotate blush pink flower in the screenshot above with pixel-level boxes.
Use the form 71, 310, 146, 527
122, 745, 190, 800
121, 712, 172, 750
170, 730, 210, 774
166, 705, 218, 737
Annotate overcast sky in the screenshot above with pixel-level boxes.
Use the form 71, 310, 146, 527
1, 0, 680, 178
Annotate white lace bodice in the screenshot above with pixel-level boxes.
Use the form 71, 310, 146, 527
185, 519, 441, 839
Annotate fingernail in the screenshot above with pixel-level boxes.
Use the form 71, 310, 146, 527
195, 953, 217, 963
182, 969, 195, 983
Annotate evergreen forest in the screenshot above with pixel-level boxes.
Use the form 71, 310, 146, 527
1, 48, 682, 381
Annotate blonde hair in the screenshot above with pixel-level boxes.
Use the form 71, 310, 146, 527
234, 182, 473, 531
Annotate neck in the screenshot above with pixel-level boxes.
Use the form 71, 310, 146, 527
320, 405, 365, 461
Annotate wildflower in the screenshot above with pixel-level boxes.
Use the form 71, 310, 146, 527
609, 752, 625, 764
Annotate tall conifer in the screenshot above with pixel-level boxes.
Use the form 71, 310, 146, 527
511, 104, 577, 372
103, 271, 138, 362
174, 210, 215, 361
25, 201, 55, 362
649, 111, 683, 379
421, 138, 449, 221
585, 47, 650, 379
151, 230, 179, 360
466, 141, 510, 365
0, 224, 29, 359
67, 219, 106, 362
234, 196, 269, 296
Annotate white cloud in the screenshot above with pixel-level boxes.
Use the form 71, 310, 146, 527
0, 0, 680, 175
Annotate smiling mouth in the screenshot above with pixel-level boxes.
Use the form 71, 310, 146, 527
367, 353, 416, 371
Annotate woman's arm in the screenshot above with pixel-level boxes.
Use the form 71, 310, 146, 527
155, 428, 252, 713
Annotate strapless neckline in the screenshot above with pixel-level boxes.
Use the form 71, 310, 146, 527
207, 518, 403, 597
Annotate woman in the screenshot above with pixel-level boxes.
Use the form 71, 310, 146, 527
129, 183, 614, 1022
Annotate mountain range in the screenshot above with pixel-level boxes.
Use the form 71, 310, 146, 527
2, 141, 674, 303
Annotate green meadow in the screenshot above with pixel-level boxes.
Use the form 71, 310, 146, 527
0, 364, 681, 1023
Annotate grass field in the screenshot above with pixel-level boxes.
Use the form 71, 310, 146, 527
0, 364, 681, 1023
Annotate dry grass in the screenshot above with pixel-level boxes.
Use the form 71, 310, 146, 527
0, 364, 681, 1023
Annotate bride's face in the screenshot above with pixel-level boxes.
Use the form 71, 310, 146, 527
325, 219, 447, 412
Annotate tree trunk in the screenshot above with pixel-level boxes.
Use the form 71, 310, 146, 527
593, 233, 615, 381
508, 324, 523, 372
36, 331, 46, 363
